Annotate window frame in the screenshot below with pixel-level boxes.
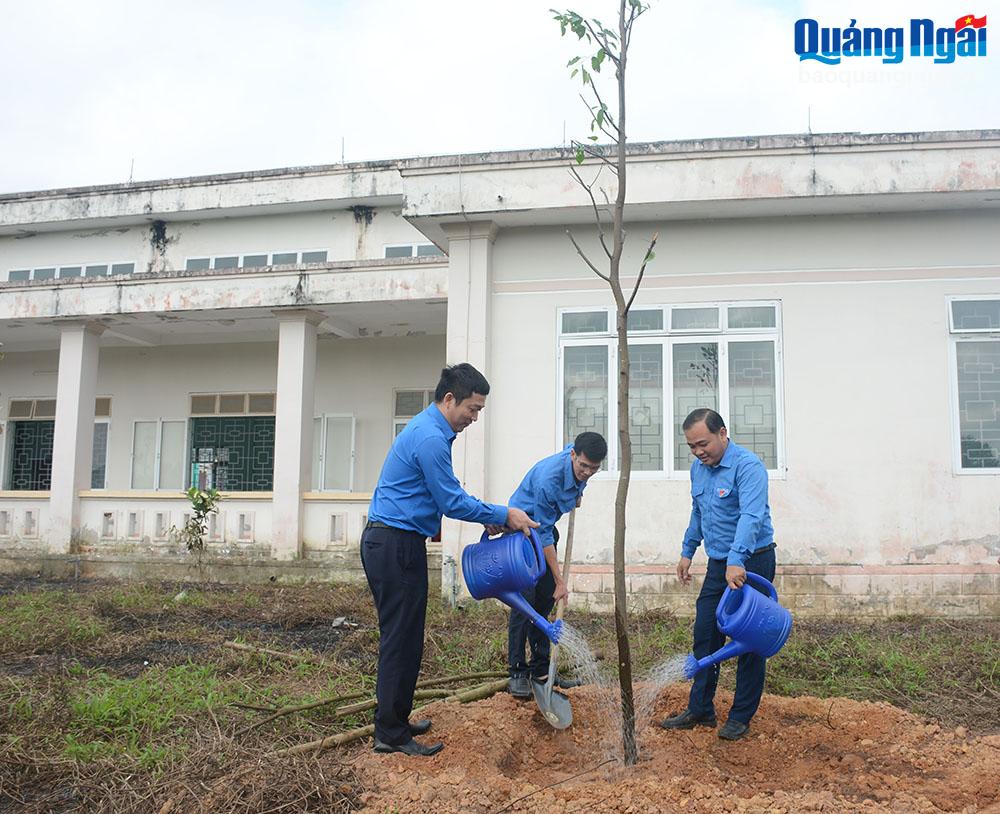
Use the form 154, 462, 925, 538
392, 388, 434, 438
129, 418, 189, 491
556, 302, 784, 480
7, 260, 135, 283
947, 296, 1000, 475
90, 418, 111, 490
312, 413, 356, 492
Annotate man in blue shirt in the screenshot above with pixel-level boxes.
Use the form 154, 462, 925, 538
504, 432, 607, 698
660, 408, 776, 741
363, 363, 538, 757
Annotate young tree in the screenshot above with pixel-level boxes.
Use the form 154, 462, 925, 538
552, 0, 656, 766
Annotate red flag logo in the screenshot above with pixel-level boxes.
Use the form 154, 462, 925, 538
955, 14, 987, 31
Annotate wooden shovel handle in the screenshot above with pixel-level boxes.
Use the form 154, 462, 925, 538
553, 509, 575, 624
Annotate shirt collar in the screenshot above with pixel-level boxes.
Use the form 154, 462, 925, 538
716, 438, 738, 469
562, 443, 580, 491
428, 403, 457, 441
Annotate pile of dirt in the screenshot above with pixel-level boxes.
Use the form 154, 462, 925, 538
349, 684, 1000, 813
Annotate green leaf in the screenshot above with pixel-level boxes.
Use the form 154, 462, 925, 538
570, 68, 578, 79
567, 56, 581, 66
575, 147, 585, 164
581, 68, 591, 85
588, 135, 599, 141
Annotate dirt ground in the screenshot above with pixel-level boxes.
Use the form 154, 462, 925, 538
350, 685, 1000, 814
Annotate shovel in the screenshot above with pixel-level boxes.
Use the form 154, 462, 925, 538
531, 508, 576, 729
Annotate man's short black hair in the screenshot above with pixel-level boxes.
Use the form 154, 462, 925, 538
434, 363, 491, 405
573, 431, 607, 462
682, 408, 726, 434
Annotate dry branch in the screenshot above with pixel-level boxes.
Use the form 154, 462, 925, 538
222, 640, 319, 665
271, 679, 510, 756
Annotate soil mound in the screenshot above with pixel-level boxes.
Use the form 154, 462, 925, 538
350, 684, 1000, 813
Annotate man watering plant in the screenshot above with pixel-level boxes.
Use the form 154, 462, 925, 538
501, 432, 607, 699
363, 363, 538, 757
660, 408, 776, 741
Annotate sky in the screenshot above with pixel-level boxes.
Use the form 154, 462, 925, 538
0, 0, 997, 194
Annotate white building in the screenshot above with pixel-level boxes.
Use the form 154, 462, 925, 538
1, 130, 999, 616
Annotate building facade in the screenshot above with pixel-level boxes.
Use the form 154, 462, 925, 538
1, 131, 999, 616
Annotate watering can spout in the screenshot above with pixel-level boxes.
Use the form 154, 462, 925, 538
502, 591, 563, 644
683, 640, 750, 679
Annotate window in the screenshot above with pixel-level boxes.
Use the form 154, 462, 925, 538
558, 303, 783, 475
6, 262, 134, 282
384, 244, 445, 258
184, 251, 329, 271
5, 398, 111, 490
393, 389, 433, 436
949, 298, 1000, 472
311, 415, 356, 491
131, 420, 186, 490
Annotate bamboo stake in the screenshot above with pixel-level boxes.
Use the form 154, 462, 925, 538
271, 678, 509, 756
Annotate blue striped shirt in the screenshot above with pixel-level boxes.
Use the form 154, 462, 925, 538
681, 439, 774, 567
509, 444, 586, 549
368, 403, 508, 537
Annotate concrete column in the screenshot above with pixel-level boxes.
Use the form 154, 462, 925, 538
49, 322, 105, 553
441, 221, 498, 600
271, 309, 323, 560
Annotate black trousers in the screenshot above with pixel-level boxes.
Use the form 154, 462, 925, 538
361, 524, 428, 745
507, 527, 559, 678
687, 546, 777, 725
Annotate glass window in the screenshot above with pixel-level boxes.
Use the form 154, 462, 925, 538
627, 309, 663, 331
34, 268, 56, 281
956, 341, 1000, 468
85, 264, 109, 277
672, 343, 719, 470
301, 250, 328, 263
563, 345, 608, 446
324, 416, 354, 490
728, 341, 778, 468
189, 416, 275, 491
7, 421, 55, 490
131, 421, 157, 489
385, 245, 413, 258
416, 244, 445, 257
59, 266, 82, 278
91, 423, 109, 489
671, 307, 719, 331
395, 390, 427, 417
242, 254, 268, 268
628, 344, 663, 470
110, 263, 134, 276
213, 256, 238, 270
562, 311, 609, 334
159, 421, 186, 489
952, 300, 1000, 332
8, 270, 30, 282
185, 258, 211, 271
728, 306, 776, 330
272, 252, 298, 265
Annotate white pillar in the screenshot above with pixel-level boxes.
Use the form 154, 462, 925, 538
271, 310, 322, 560
441, 221, 498, 599
49, 322, 104, 553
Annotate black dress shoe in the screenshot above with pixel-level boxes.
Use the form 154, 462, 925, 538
409, 718, 432, 736
508, 675, 531, 698
718, 719, 750, 740
659, 709, 718, 730
373, 738, 443, 757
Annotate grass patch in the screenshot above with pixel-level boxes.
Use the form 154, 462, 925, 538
0, 590, 107, 654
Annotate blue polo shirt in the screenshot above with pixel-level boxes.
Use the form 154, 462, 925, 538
681, 439, 774, 567
368, 404, 508, 537
509, 444, 587, 549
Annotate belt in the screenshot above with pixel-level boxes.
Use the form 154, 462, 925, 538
365, 520, 423, 536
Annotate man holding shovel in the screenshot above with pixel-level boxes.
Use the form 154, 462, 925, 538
660, 408, 775, 741
364, 363, 538, 757
502, 432, 607, 699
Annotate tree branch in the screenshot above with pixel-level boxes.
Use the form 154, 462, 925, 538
568, 165, 613, 261
624, 232, 658, 313
566, 230, 611, 282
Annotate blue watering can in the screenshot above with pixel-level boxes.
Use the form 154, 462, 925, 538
683, 572, 792, 679
462, 528, 563, 644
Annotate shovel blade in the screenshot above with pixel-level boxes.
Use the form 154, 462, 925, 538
531, 679, 573, 730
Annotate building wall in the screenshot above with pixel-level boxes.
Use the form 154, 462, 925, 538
485, 211, 1000, 614
0, 208, 434, 281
